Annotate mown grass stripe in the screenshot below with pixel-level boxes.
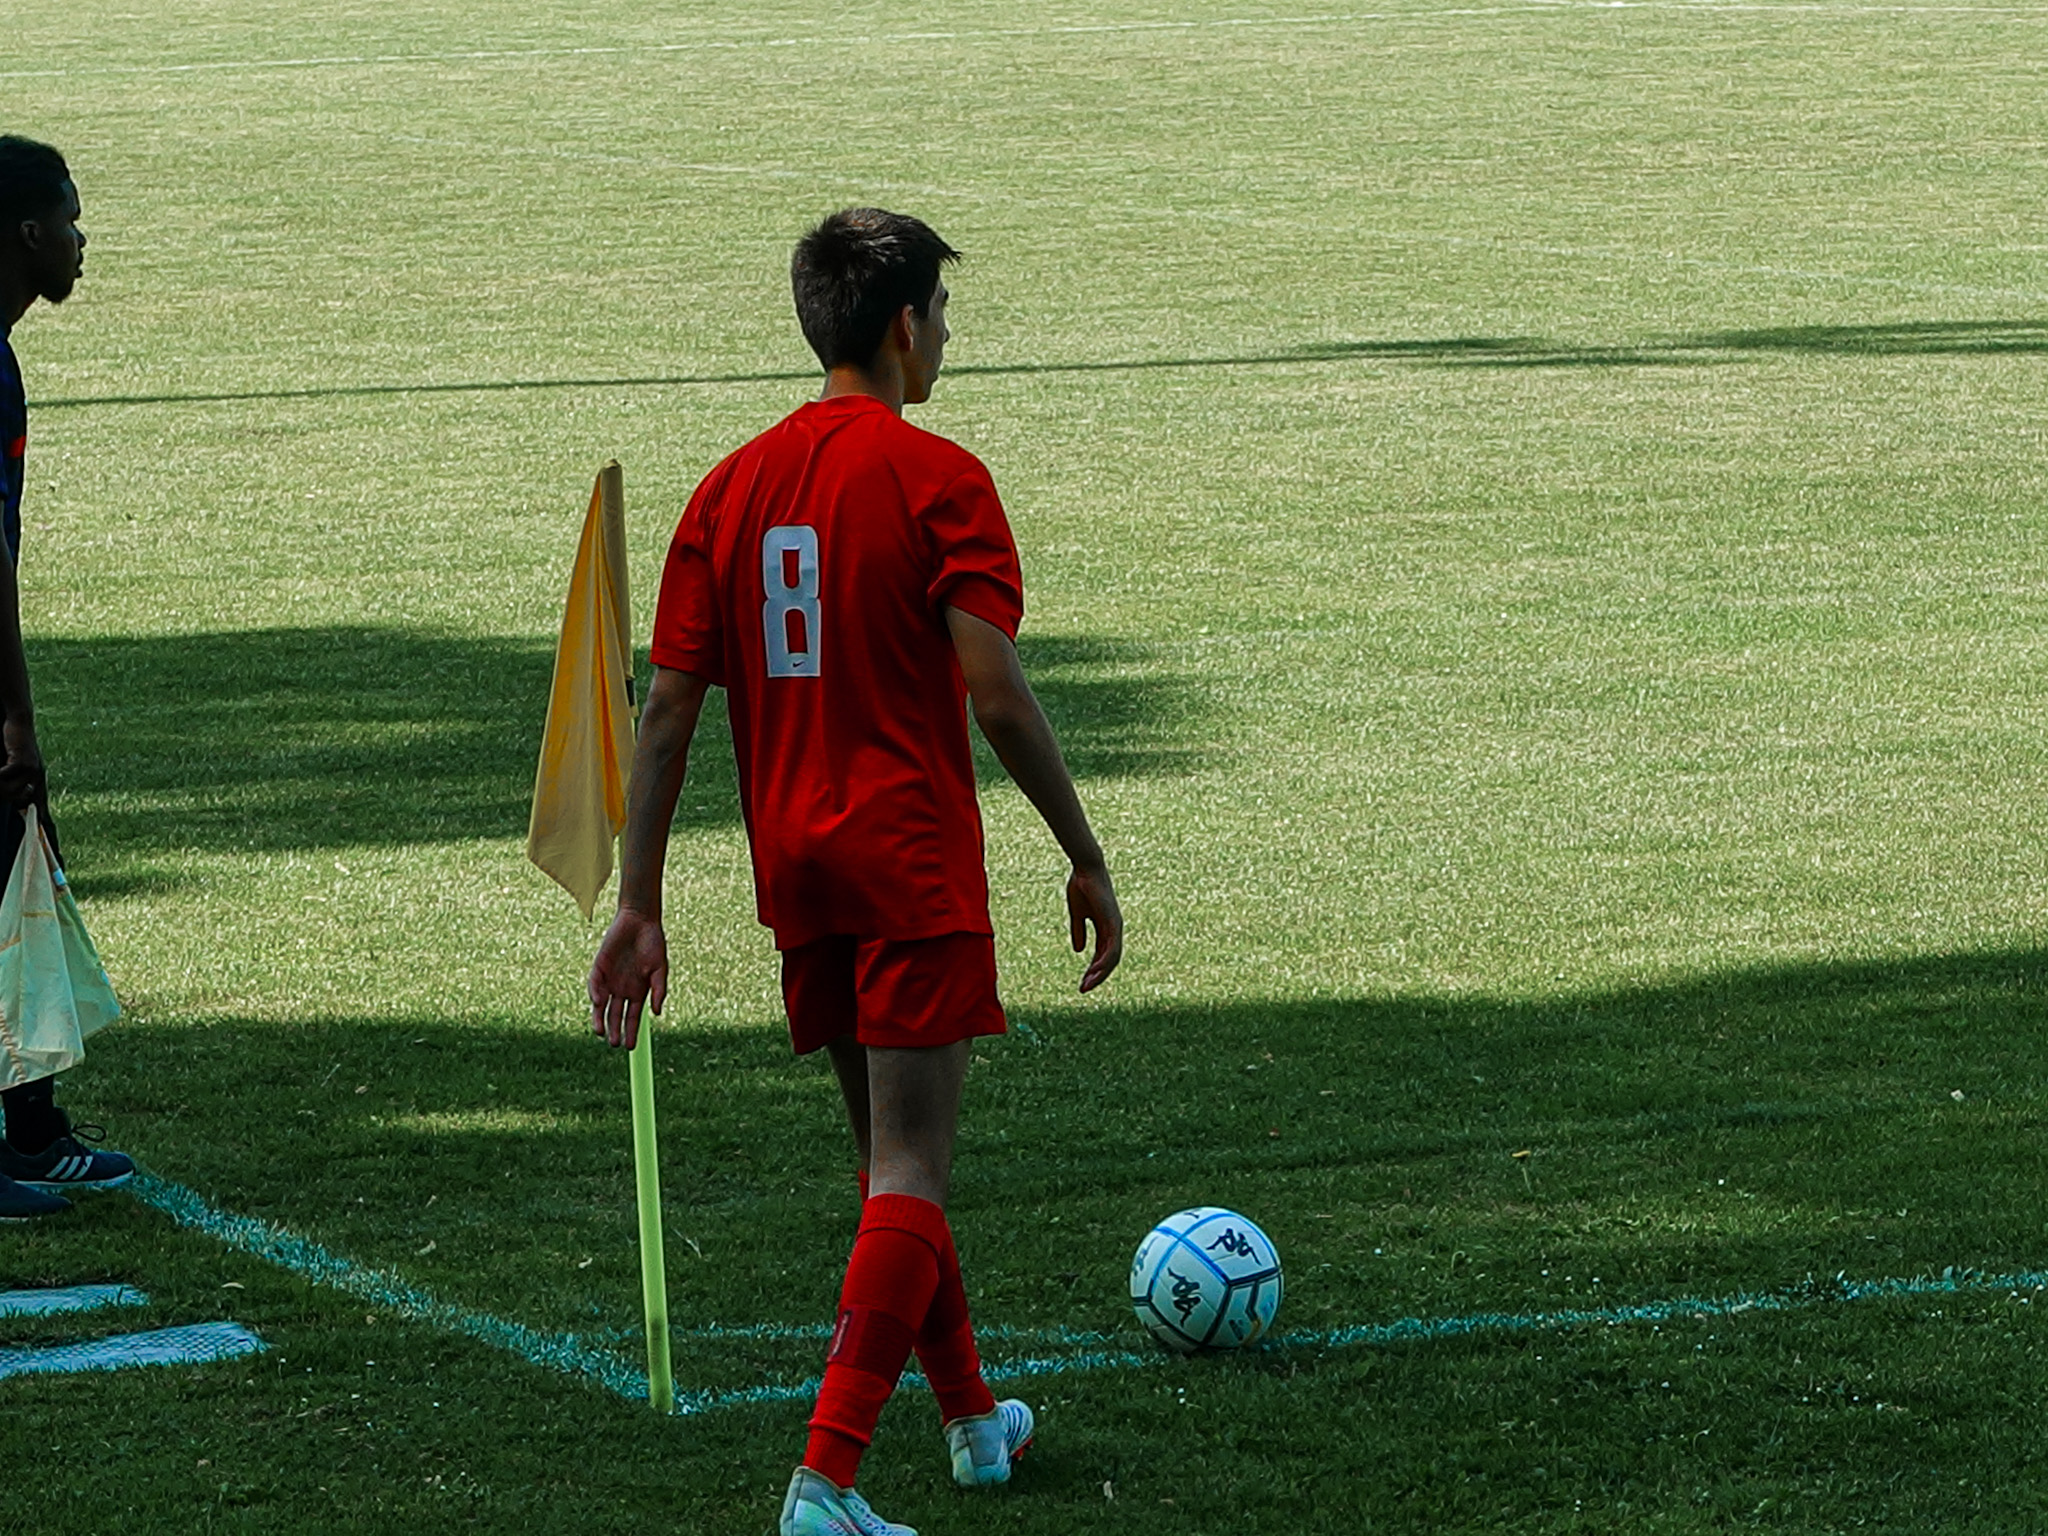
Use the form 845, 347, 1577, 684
14, 3, 2034, 83
0, 12, 1566, 81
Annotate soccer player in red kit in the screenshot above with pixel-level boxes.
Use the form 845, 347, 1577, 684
587, 208, 1122, 1536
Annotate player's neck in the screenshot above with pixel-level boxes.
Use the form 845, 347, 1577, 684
0, 277, 30, 335
819, 360, 906, 416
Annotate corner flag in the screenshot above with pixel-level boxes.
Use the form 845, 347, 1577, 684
527, 463, 676, 1414
527, 462, 636, 919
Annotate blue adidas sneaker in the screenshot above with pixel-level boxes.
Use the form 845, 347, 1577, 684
944, 1399, 1035, 1488
0, 1115, 134, 1193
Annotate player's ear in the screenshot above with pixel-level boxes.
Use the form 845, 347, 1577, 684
891, 303, 917, 354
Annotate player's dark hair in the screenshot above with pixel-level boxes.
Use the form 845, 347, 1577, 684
791, 208, 960, 370
0, 136, 70, 228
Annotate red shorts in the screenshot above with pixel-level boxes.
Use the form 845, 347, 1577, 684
779, 931, 1007, 1055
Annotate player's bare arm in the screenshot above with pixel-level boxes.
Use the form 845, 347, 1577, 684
946, 605, 1123, 992
587, 663, 710, 1049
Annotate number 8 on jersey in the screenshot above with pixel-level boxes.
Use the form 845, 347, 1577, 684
762, 524, 821, 678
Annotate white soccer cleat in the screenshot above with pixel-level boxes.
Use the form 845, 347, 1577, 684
779, 1467, 917, 1536
944, 1398, 1035, 1488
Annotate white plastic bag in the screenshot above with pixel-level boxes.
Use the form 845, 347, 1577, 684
0, 806, 120, 1091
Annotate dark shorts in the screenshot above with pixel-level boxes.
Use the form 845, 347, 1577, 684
779, 931, 1007, 1055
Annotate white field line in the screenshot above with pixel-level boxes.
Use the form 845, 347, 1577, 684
0, 1321, 265, 1380
124, 1173, 2048, 1416
0, 1284, 148, 1319
127, 1172, 1137, 1409
4, 3, 2047, 82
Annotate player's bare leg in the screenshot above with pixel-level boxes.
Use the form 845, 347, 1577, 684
797, 1041, 961, 1497
816, 1037, 1026, 1490
824, 1035, 874, 1178
862, 1041, 968, 1203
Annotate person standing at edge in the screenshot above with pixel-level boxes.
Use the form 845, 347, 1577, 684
0, 136, 135, 1221
587, 208, 1122, 1536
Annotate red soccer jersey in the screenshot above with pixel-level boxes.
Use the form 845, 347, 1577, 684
650, 393, 1025, 949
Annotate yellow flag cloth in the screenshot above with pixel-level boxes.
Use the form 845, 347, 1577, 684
527, 463, 635, 920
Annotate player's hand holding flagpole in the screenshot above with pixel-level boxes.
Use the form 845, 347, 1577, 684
527, 462, 675, 1415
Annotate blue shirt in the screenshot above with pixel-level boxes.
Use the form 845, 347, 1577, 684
0, 333, 23, 567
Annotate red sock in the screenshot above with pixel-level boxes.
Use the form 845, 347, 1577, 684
916, 1223, 997, 1423
855, 1169, 994, 1421
803, 1193, 946, 1488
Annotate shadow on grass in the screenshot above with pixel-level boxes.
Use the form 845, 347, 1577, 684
56, 943, 2048, 1312
31, 625, 1212, 870
1008, 634, 1214, 781
1292, 320, 2048, 369
20, 944, 2047, 1530
38, 321, 2048, 412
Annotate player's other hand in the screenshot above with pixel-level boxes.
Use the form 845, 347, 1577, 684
0, 726, 47, 811
1068, 860, 1123, 993
588, 907, 668, 1050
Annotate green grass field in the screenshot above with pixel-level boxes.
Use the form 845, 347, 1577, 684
6, 1, 2048, 1529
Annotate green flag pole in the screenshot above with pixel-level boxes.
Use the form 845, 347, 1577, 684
629, 1023, 674, 1414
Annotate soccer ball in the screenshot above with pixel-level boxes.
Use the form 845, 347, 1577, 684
1129, 1207, 1283, 1352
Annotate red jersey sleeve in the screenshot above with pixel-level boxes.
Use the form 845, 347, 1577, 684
923, 465, 1025, 640
649, 475, 727, 684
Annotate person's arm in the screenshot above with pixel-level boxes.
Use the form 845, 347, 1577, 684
946, 605, 1122, 992
0, 551, 41, 808
0, 546, 53, 866
587, 664, 711, 1048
